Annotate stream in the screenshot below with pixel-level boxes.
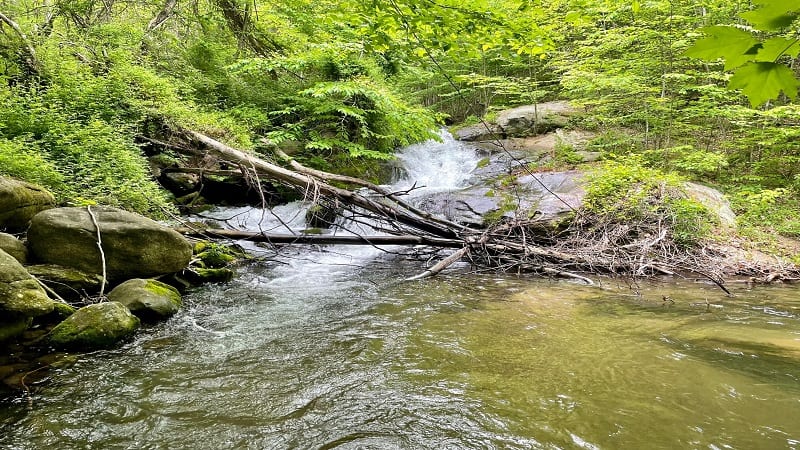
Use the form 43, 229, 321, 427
1, 133, 799, 449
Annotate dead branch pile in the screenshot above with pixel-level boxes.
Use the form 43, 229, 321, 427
164, 130, 797, 289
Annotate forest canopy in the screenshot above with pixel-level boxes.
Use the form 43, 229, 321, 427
0, 0, 798, 240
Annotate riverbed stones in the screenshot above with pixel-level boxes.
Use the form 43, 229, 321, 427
27, 206, 193, 282
0, 232, 27, 264
47, 302, 140, 350
107, 278, 181, 322
0, 177, 55, 231
0, 249, 54, 318
0, 315, 32, 342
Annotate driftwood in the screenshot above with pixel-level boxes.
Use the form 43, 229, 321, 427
176, 227, 465, 247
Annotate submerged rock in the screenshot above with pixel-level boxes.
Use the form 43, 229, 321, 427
27, 206, 193, 282
0, 232, 27, 264
0, 177, 55, 231
108, 278, 181, 322
0, 249, 55, 317
47, 302, 140, 350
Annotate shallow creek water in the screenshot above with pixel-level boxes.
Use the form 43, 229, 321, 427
1, 134, 799, 449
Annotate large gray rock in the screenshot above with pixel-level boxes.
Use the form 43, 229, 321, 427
27, 207, 193, 282
453, 123, 503, 142
683, 182, 737, 229
108, 278, 181, 322
0, 249, 54, 317
0, 177, 55, 231
47, 302, 140, 350
0, 232, 27, 264
495, 101, 580, 137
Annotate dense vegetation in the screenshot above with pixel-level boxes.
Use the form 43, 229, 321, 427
0, 0, 798, 246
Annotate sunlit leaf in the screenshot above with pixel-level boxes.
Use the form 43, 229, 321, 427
740, 0, 800, 31
728, 62, 800, 107
684, 26, 759, 70
756, 37, 800, 61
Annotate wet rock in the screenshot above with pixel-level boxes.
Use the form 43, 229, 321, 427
0, 315, 32, 342
0, 249, 55, 317
0, 177, 55, 231
108, 278, 181, 322
495, 101, 580, 137
47, 302, 140, 350
305, 202, 340, 228
420, 171, 585, 227
159, 171, 201, 196
27, 206, 193, 282
183, 267, 235, 284
25, 264, 104, 302
0, 232, 27, 264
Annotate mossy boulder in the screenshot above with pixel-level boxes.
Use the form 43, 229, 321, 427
0, 177, 56, 231
184, 267, 235, 284
0, 249, 55, 317
0, 315, 32, 342
0, 232, 27, 264
26, 264, 104, 302
27, 206, 193, 282
107, 278, 181, 322
47, 302, 140, 350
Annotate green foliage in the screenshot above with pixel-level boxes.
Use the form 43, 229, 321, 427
685, 2, 800, 107
585, 157, 715, 246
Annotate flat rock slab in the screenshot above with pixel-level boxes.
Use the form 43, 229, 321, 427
0, 177, 55, 231
419, 171, 586, 227
27, 206, 193, 282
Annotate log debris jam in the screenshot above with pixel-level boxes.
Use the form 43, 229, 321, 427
165, 130, 799, 291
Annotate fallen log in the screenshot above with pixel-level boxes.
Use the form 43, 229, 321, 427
175, 228, 465, 247
186, 130, 462, 239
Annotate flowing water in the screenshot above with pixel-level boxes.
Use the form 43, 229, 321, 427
2, 134, 800, 449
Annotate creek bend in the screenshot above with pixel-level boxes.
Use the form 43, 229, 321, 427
1, 135, 799, 449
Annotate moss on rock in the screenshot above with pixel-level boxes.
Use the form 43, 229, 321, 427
0, 249, 55, 317
107, 278, 181, 322
47, 302, 140, 351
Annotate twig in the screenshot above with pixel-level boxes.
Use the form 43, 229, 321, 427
406, 247, 470, 281
86, 206, 107, 298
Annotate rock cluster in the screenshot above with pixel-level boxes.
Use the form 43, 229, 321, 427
0, 176, 195, 352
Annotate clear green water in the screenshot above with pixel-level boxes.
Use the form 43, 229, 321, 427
1, 259, 799, 449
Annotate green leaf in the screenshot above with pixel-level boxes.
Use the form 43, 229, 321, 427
756, 37, 800, 61
740, 0, 800, 31
684, 26, 759, 70
728, 62, 800, 107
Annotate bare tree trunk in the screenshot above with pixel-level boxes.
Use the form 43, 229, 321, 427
0, 11, 41, 77
147, 0, 178, 32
